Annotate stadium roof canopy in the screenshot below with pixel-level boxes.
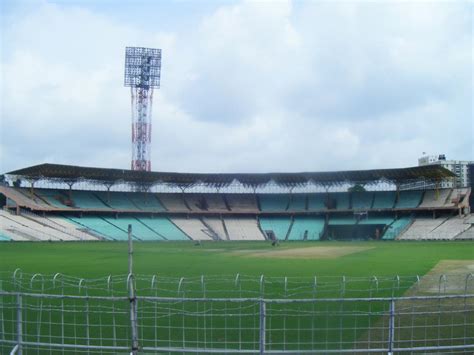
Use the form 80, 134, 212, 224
5, 163, 456, 188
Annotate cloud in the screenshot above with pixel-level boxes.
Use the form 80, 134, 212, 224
0, 0, 472, 174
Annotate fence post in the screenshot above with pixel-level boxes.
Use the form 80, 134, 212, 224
388, 299, 395, 355
128, 225, 139, 354
259, 299, 266, 355
16, 293, 22, 355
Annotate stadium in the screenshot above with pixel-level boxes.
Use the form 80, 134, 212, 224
0, 162, 473, 354
1, 1, 473, 353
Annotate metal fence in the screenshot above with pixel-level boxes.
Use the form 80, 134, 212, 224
1, 272, 473, 354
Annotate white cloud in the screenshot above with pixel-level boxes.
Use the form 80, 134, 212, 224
1, 0, 472, 174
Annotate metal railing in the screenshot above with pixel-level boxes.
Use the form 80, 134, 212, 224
1, 290, 473, 354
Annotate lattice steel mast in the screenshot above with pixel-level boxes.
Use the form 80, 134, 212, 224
124, 47, 161, 171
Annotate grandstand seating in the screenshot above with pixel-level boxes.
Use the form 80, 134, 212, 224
204, 195, 229, 211
67, 216, 127, 240
137, 217, 190, 240
333, 193, 350, 210
0, 233, 11, 241
94, 192, 139, 210
185, 194, 209, 211
69, 191, 110, 209
358, 216, 395, 226
287, 216, 325, 241
171, 218, 214, 240
13, 188, 52, 209
395, 191, 423, 209
158, 194, 190, 212
425, 217, 470, 240
307, 194, 326, 211
128, 193, 166, 211
223, 217, 265, 240
419, 189, 452, 208
287, 195, 306, 211
259, 217, 292, 240
0, 210, 76, 241
398, 218, 447, 240
372, 191, 396, 209
103, 216, 164, 241
352, 192, 374, 210
455, 226, 474, 240
226, 194, 259, 212
328, 216, 357, 225
382, 217, 412, 240
259, 194, 289, 211
202, 217, 228, 240
35, 189, 72, 208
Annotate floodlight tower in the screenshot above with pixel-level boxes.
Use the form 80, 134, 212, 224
124, 47, 161, 171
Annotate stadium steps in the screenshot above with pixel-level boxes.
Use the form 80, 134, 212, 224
383, 217, 413, 240
259, 216, 292, 241
255, 195, 262, 212
222, 195, 232, 211
287, 216, 325, 241
202, 216, 229, 240
285, 217, 295, 241
171, 218, 214, 240
200, 218, 222, 240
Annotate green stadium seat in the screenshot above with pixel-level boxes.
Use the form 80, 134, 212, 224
138, 217, 190, 241
259, 217, 292, 240
259, 194, 289, 211
307, 194, 326, 210
67, 216, 127, 240
372, 192, 396, 209
287, 216, 325, 241
382, 217, 412, 240
352, 192, 374, 210
395, 191, 423, 209
287, 195, 306, 210
103, 216, 165, 241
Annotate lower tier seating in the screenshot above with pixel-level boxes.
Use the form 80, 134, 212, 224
202, 217, 228, 240
137, 217, 190, 241
259, 217, 292, 240
68, 216, 127, 240
287, 216, 325, 241
398, 218, 447, 240
382, 217, 412, 240
223, 218, 265, 240
171, 218, 214, 240
103, 216, 165, 241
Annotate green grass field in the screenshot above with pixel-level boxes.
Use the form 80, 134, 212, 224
1, 240, 473, 278
0, 241, 473, 353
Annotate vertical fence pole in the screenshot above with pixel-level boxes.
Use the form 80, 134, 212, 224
16, 293, 23, 355
259, 299, 266, 355
388, 299, 395, 355
128, 224, 139, 354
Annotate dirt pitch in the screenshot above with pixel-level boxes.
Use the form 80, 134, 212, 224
232, 245, 374, 259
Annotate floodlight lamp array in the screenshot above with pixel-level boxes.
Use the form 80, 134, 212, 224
124, 47, 161, 89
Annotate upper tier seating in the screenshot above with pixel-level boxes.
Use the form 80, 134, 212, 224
185, 195, 210, 211
398, 218, 447, 240
13, 188, 52, 209
259, 217, 292, 240
70, 191, 109, 209
103, 216, 164, 241
419, 189, 452, 208
204, 195, 229, 211
171, 218, 214, 240
226, 194, 259, 212
372, 192, 396, 209
94, 192, 139, 211
35, 189, 72, 208
307, 194, 326, 211
352, 192, 374, 210
395, 191, 423, 209
128, 193, 166, 211
138, 217, 190, 241
68, 216, 127, 240
202, 217, 228, 240
259, 194, 289, 211
447, 188, 470, 207
426, 217, 470, 240
287, 195, 306, 211
333, 193, 350, 210
382, 217, 412, 240
158, 194, 190, 212
287, 216, 325, 241
223, 217, 265, 240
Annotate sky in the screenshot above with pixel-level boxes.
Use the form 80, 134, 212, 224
0, 0, 472, 174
